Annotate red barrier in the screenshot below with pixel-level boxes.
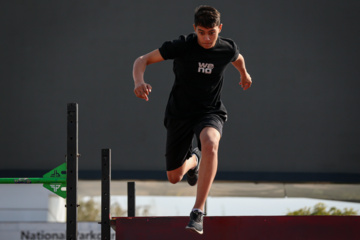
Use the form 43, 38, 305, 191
112, 216, 360, 240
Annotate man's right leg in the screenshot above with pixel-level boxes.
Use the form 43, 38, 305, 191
167, 154, 197, 184
164, 117, 197, 184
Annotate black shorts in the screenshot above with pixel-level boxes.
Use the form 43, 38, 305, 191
164, 114, 225, 171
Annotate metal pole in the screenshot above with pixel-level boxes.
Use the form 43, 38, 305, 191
128, 182, 135, 217
205, 199, 207, 215
101, 149, 111, 240
0, 178, 66, 184
66, 103, 79, 240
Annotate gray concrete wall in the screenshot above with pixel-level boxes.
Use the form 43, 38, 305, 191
1, 1, 359, 181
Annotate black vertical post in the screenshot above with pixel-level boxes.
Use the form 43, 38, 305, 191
101, 149, 111, 240
67, 103, 78, 240
127, 182, 135, 217
205, 199, 207, 215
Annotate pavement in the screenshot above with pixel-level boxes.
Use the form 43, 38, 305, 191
78, 180, 360, 203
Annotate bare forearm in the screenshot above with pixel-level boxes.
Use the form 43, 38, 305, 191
133, 56, 147, 86
132, 49, 164, 86
232, 54, 248, 76
232, 54, 252, 90
132, 49, 164, 101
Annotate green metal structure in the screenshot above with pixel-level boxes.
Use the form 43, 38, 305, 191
0, 163, 67, 198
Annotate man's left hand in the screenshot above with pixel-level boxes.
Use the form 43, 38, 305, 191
240, 72, 252, 90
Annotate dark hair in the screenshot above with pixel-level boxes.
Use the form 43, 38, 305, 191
194, 5, 221, 28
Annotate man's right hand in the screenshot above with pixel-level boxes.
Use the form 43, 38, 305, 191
134, 82, 152, 101
132, 49, 164, 101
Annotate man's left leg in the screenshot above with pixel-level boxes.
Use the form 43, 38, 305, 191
186, 126, 221, 234
194, 126, 220, 211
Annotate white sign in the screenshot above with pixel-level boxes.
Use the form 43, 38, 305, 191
0, 222, 115, 240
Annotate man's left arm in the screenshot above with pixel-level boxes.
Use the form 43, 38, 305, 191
231, 54, 252, 91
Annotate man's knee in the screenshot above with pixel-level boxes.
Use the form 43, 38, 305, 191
201, 139, 219, 157
200, 127, 221, 155
167, 171, 183, 184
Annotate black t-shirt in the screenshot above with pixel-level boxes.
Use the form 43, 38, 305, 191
159, 33, 239, 120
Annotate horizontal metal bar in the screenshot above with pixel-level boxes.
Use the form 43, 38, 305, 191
0, 177, 66, 184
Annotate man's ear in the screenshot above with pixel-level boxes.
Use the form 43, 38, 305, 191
193, 24, 197, 31
219, 24, 223, 32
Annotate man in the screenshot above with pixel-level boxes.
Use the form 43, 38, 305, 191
132, 5, 252, 234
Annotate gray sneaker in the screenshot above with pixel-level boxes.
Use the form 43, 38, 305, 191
185, 210, 205, 234
186, 148, 201, 186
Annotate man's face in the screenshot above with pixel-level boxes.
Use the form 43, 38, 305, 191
193, 24, 223, 49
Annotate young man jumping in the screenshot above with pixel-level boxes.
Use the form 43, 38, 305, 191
132, 5, 252, 234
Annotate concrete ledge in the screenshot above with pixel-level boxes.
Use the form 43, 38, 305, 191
112, 216, 360, 240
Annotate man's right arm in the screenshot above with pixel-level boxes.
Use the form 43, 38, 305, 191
133, 49, 165, 101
